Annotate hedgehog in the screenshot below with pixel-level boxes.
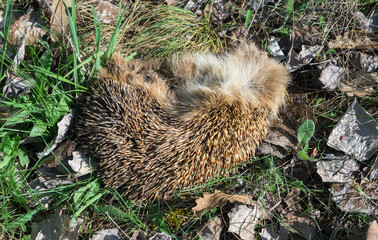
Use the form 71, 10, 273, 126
76, 44, 290, 201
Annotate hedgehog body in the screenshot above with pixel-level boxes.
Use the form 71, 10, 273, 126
76, 44, 290, 200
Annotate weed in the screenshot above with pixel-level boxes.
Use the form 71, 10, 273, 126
297, 119, 316, 161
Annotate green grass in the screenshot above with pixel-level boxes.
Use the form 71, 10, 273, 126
0, 0, 103, 237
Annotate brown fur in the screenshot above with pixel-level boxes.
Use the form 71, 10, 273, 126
76, 44, 290, 200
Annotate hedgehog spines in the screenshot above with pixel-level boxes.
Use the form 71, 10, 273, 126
76, 44, 290, 200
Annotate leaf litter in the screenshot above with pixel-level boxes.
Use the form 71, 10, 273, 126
31, 209, 83, 240
8, 8, 46, 46
198, 216, 223, 240
327, 100, 378, 161
95, 1, 119, 24
90, 229, 124, 240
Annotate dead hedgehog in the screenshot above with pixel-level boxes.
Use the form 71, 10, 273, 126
76, 44, 290, 201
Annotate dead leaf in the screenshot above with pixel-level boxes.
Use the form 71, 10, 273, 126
283, 157, 316, 182
367, 9, 378, 32
370, 159, 378, 181
91, 229, 124, 240
0, 9, 16, 31
205, 0, 233, 25
292, 25, 324, 47
341, 70, 377, 97
95, 1, 119, 24
185, 0, 208, 14
37, 112, 74, 159
366, 220, 378, 240
228, 204, 261, 240
199, 216, 223, 240
252, 0, 274, 11
287, 45, 323, 72
257, 120, 296, 159
281, 94, 316, 131
267, 37, 286, 61
318, 63, 346, 90
165, 0, 178, 5
3, 72, 35, 99
316, 154, 359, 183
50, 0, 72, 41
332, 182, 378, 214
351, 52, 378, 73
8, 9, 46, 46
38, 167, 74, 188
354, 12, 370, 30
192, 190, 253, 216
61, 216, 84, 240
68, 150, 92, 177
260, 224, 280, 240
2, 37, 36, 99
327, 100, 378, 161
28, 178, 51, 208
260, 193, 281, 220
150, 233, 172, 240
31, 210, 64, 240
329, 30, 378, 50
130, 230, 146, 240
228, 26, 251, 48
280, 189, 318, 239
43, 139, 76, 169
31, 209, 83, 240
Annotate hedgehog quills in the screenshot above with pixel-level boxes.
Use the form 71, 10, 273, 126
76, 44, 290, 200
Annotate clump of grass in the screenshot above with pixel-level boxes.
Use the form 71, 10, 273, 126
125, 4, 224, 59
77, 1, 225, 60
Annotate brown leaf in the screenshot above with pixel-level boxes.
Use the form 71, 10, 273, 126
329, 30, 378, 50
281, 94, 316, 131
332, 182, 378, 214
165, 0, 178, 5
198, 216, 223, 240
228, 205, 261, 240
192, 190, 253, 216
50, 0, 72, 41
95, 1, 119, 24
341, 70, 377, 97
8, 10, 46, 46
366, 220, 378, 240
43, 139, 76, 168
91, 229, 123, 240
293, 25, 324, 45
204, 0, 233, 25
260, 224, 280, 240
280, 189, 319, 239
130, 230, 147, 240
257, 119, 297, 159
3, 37, 35, 99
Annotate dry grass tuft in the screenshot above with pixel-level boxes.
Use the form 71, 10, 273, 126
77, 1, 225, 59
